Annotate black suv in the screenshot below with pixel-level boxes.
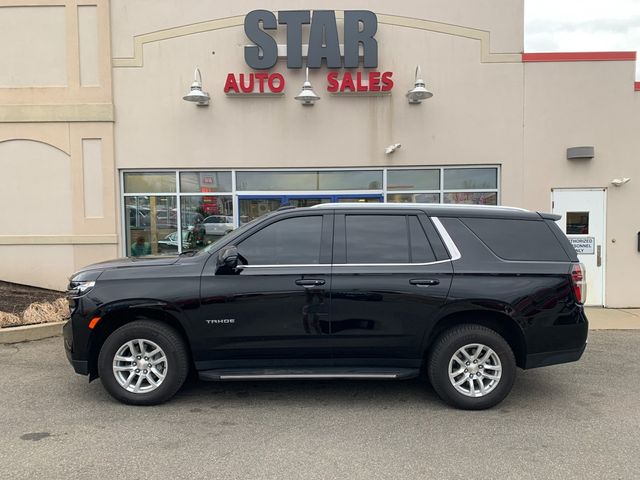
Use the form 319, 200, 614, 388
64, 203, 588, 409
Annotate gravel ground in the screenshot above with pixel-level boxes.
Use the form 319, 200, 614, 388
0, 331, 638, 480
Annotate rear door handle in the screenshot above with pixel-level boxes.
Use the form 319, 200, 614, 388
295, 279, 326, 287
410, 279, 440, 286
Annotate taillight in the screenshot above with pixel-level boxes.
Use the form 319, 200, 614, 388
570, 263, 587, 304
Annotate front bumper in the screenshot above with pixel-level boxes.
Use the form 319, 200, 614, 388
63, 320, 88, 375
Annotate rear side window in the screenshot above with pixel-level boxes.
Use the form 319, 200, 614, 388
344, 215, 436, 264
460, 217, 569, 261
238, 215, 323, 265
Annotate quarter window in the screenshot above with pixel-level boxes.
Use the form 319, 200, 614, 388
461, 217, 569, 261
238, 216, 323, 265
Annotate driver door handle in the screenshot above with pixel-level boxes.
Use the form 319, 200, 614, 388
410, 279, 440, 286
295, 279, 326, 287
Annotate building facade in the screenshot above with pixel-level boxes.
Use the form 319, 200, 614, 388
0, 0, 638, 307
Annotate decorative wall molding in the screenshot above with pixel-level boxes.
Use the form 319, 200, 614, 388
0, 234, 118, 245
112, 12, 521, 68
0, 104, 114, 123
0, 137, 70, 155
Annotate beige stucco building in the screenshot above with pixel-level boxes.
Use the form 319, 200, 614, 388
0, 0, 638, 307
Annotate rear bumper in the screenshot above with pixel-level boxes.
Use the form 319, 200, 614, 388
524, 342, 587, 369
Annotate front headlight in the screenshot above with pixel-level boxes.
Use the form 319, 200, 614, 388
67, 280, 96, 298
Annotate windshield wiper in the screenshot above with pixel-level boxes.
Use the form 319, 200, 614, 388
178, 249, 198, 257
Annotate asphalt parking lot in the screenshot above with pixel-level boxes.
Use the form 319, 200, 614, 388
1, 331, 639, 480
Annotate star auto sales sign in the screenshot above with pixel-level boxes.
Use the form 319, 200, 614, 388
223, 10, 394, 95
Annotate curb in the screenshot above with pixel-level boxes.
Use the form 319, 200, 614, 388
0, 321, 65, 344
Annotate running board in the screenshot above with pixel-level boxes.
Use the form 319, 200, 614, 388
198, 367, 419, 381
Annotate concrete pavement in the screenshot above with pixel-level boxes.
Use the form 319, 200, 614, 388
585, 307, 640, 329
1, 331, 639, 479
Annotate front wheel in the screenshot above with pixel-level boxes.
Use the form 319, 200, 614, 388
97, 320, 189, 405
427, 324, 516, 410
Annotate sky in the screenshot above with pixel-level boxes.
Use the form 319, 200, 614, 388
525, 0, 640, 78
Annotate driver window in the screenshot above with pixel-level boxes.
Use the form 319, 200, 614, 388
238, 216, 323, 265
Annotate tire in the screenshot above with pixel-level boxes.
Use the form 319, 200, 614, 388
427, 324, 516, 410
97, 320, 189, 405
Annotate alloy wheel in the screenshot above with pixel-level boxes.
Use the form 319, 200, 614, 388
112, 339, 168, 394
448, 343, 502, 397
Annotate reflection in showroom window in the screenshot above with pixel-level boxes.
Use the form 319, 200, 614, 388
125, 195, 178, 256
181, 195, 233, 251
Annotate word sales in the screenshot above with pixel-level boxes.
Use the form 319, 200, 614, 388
224, 71, 394, 94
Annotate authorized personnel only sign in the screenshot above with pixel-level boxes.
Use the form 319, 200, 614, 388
569, 236, 595, 254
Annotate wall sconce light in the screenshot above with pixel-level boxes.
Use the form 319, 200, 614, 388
385, 143, 401, 154
406, 65, 433, 104
611, 177, 631, 187
183, 67, 210, 106
295, 67, 320, 105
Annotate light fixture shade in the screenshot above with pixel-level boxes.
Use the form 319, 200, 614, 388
406, 65, 433, 104
183, 68, 210, 106
295, 67, 320, 105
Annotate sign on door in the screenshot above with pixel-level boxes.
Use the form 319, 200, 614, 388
568, 237, 595, 254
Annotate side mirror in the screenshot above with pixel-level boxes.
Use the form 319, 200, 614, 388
216, 246, 239, 273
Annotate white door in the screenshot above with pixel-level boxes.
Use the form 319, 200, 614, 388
552, 188, 606, 306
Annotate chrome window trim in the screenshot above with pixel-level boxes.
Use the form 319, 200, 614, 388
431, 216, 462, 261
239, 258, 453, 269
238, 264, 327, 269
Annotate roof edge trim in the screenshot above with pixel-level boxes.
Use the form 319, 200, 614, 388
522, 52, 637, 62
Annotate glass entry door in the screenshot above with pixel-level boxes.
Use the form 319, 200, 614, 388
238, 194, 382, 225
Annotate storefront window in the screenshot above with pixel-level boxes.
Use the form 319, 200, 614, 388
181, 196, 233, 250
387, 170, 439, 190
288, 198, 332, 207
237, 172, 317, 191
443, 192, 497, 205
336, 197, 382, 203
443, 168, 497, 190
387, 193, 440, 203
180, 172, 232, 193
124, 172, 176, 193
124, 195, 178, 256
236, 170, 383, 191
239, 198, 282, 224
318, 170, 382, 190
121, 167, 499, 255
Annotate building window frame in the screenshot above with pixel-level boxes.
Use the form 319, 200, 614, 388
119, 165, 500, 256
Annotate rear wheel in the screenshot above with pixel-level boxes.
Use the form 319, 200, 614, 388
98, 320, 189, 405
427, 324, 516, 410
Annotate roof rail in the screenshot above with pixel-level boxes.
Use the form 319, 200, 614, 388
310, 202, 530, 212
276, 205, 297, 211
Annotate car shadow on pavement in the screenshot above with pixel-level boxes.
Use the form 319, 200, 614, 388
70, 360, 575, 412
159, 367, 569, 411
